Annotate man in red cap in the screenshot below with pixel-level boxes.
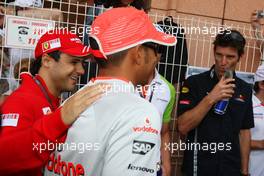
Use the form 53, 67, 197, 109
0, 29, 106, 176
44, 7, 177, 176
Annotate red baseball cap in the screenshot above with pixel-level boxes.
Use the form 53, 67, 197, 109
89, 7, 177, 58
35, 28, 91, 58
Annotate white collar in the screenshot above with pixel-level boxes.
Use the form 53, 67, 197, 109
92, 77, 136, 95
149, 69, 162, 86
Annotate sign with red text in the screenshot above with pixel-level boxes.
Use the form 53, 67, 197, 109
5, 15, 55, 49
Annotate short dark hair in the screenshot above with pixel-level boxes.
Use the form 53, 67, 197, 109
213, 29, 246, 58
103, 0, 146, 10
254, 82, 260, 93
30, 51, 61, 76
89, 37, 128, 68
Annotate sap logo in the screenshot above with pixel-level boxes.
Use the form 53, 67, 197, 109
128, 164, 154, 173
132, 140, 155, 155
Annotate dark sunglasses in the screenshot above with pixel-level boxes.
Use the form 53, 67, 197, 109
142, 42, 165, 55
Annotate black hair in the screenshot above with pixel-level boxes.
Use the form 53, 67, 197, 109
89, 37, 128, 68
254, 82, 261, 93
30, 51, 61, 76
103, 0, 145, 10
213, 29, 246, 58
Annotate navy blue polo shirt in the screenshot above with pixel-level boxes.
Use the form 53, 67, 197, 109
178, 66, 254, 176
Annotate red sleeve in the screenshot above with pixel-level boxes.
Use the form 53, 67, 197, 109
0, 97, 69, 174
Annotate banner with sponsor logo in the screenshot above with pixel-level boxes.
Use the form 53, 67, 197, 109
5, 15, 55, 49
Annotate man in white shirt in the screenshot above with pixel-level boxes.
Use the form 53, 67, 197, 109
44, 7, 177, 176
140, 68, 176, 176
250, 64, 264, 176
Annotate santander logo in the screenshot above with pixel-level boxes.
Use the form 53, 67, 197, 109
133, 118, 159, 135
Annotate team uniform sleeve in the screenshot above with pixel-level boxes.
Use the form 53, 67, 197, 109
241, 89, 254, 129
101, 104, 162, 176
0, 96, 69, 174
162, 83, 176, 123
177, 76, 198, 117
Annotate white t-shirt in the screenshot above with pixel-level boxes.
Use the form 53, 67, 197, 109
249, 94, 264, 176
44, 78, 162, 176
139, 70, 176, 123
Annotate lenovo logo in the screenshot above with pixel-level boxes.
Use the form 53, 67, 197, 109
128, 164, 155, 173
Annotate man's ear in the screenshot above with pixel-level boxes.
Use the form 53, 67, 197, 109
259, 81, 264, 89
41, 54, 53, 68
238, 53, 244, 62
132, 45, 145, 65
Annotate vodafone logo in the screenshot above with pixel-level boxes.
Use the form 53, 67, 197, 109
132, 118, 159, 135
46, 153, 85, 176
145, 118, 151, 127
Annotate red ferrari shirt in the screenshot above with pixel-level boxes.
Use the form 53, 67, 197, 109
0, 73, 69, 176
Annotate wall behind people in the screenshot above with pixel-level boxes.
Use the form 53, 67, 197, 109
150, 0, 264, 74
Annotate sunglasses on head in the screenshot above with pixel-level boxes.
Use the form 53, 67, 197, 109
142, 42, 165, 55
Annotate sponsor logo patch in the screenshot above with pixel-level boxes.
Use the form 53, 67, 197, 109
157, 98, 169, 103
70, 38, 81, 43
42, 38, 61, 52
46, 154, 85, 175
42, 107, 52, 115
127, 164, 155, 173
132, 140, 155, 155
132, 118, 159, 135
179, 100, 190, 105
234, 94, 245, 103
181, 87, 189, 93
1, 113, 20, 127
